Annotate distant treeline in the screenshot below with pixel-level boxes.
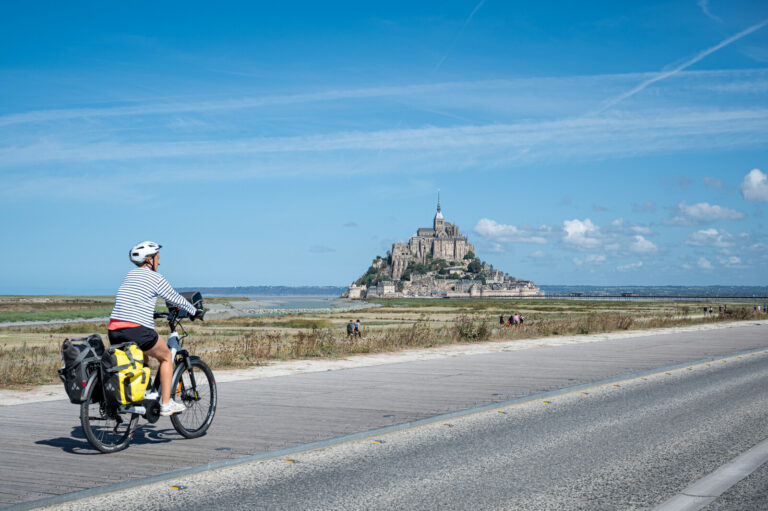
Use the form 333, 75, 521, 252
178, 286, 347, 296
539, 285, 768, 298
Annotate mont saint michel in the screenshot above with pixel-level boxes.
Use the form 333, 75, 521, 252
347, 196, 543, 299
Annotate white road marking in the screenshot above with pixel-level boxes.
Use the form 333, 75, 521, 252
653, 436, 768, 510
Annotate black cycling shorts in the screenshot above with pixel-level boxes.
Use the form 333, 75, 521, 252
108, 326, 159, 352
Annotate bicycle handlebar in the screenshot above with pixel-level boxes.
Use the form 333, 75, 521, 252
153, 309, 204, 321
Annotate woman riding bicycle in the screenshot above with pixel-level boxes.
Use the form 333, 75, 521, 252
108, 241, 202, 416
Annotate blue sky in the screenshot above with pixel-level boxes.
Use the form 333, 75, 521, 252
1, 0, 767, 294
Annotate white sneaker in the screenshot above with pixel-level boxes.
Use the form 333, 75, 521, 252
160, 399, 186, 416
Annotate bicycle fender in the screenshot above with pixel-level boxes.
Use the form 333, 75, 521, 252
82, 370, 100, 400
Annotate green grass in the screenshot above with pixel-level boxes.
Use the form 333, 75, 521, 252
0, 308, 113, 323
206, 317, 332, 329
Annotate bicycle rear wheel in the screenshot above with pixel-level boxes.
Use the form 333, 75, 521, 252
80, 382, 138, 453
171, 358, 217, 438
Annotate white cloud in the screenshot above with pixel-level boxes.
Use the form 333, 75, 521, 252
486, 242, 505, 253
562, 218, 601, 249
473, 219, 549, 244
3, 108, 768, 172
698, 257, 714, 270
677, 201, 745, 221
630, 235, 658, 254
631, 226, 653, 235
740, 169, 768, 202
0, 69, 762, 129
611, 218, 624, 227
617, 261, 643, 271
685, 228, 735, 247
530, 250, 547, 259
718, 255, 743, 267
573, 254, 606, 266
664, 216, 696, 227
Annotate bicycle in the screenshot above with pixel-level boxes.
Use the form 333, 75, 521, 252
78, 294, 217, 453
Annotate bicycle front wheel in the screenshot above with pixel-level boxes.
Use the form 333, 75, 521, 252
170, 358, 217, 438
80, 383, 138, 453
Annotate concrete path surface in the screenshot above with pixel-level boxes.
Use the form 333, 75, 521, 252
1, 321, 766, 508
49, 345, 768, 510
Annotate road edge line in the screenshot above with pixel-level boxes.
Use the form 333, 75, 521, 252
653, 435, 768, 511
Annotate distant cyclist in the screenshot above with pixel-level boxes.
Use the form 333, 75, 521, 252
108, 241, 203, 416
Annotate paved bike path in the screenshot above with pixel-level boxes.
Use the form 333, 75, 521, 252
1, 322, 766, 508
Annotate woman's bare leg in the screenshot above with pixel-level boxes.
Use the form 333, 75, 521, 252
144, 335, 173, 404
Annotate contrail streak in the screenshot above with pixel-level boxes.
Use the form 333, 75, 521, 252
434, 0, 487, 72
597, 17, 768, 113
698, 0, 723, 23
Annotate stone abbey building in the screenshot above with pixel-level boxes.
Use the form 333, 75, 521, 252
347, 194, 543, 299
390, 195, 475, 280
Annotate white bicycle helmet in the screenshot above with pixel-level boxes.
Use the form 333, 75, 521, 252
129, 241, 162, 266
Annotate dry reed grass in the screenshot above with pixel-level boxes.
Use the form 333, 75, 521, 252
0, 307, 764, 389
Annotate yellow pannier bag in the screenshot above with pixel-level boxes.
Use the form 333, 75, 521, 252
102, 342, 151, 405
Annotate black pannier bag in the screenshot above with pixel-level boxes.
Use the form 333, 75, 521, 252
58, 334, 105, 404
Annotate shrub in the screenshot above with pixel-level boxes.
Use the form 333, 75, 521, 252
414, 262, 429, 275
453, 314, 491, 342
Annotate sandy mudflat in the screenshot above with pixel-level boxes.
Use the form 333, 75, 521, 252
3, 319, 766, 406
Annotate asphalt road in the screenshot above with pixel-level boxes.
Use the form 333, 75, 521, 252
53, 349, 768, 510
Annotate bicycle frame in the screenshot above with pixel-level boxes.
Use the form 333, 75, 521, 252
150, 310, 203, 395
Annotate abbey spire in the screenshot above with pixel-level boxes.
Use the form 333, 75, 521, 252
433, 190, 445, 232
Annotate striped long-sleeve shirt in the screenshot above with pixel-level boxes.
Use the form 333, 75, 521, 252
110, 267, 197, 329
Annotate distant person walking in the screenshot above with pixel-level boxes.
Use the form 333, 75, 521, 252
508, 314, 514, 327
499, 314, 505, 326
709, 306, 713, 317
354, 319, 361, 338
513, 314, 520, 325
346, 320, 354, 339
